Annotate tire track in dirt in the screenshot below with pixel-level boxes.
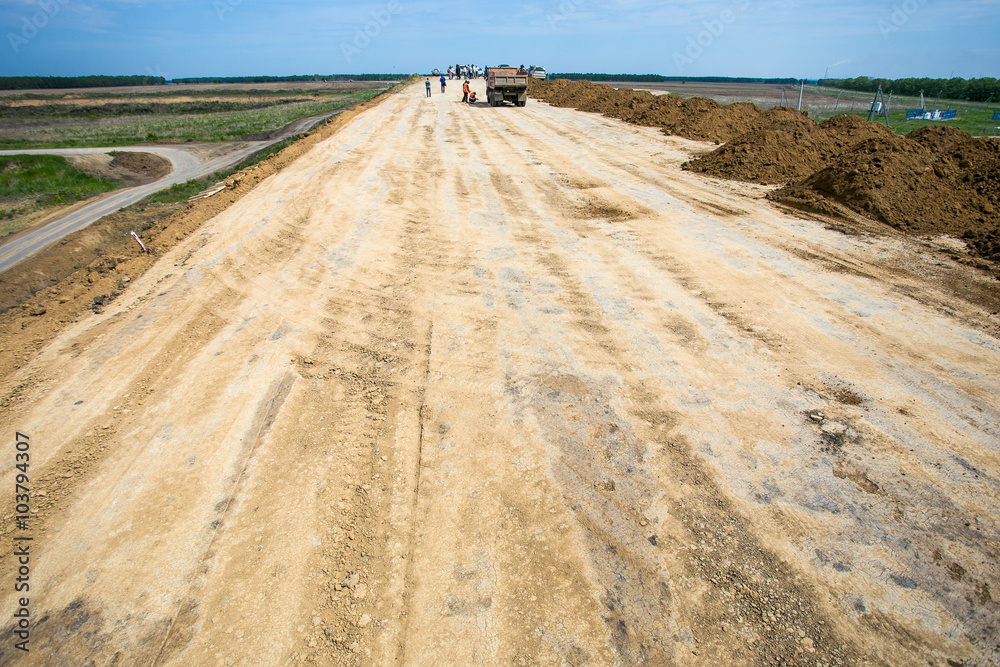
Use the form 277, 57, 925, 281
458, 115, 861, 664
0, 89, 411, 665
522, 102, 998, 663
0, 81, 996, 667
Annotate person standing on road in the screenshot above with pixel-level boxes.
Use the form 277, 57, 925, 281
440, 75, 447, 93
425, 78, 432, 97
462, 79, 470, 103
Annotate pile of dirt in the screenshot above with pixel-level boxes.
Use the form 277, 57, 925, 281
109, 151, 172, 181
769, 127, 1000, 250
68, 151, 172, 187
683, 114, 897, 184
528, 78, 798, 144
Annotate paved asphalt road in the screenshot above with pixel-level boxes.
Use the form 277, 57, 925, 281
0, 107, 350, 275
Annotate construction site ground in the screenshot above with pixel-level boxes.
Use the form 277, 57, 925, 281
0, 78, 997, 666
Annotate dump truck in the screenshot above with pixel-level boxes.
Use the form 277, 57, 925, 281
487, 67, 528, 107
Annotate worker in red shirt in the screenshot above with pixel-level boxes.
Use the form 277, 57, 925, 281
462, 79, 470, 103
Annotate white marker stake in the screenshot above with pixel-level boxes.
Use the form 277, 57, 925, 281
131, 231, 148, 253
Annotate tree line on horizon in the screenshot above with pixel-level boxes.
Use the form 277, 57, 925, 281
0, 75, 166, 90
819, 76, 1000, 103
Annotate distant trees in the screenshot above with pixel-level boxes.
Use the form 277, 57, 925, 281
0, 75, 166, 90
819, 76, 1000, 102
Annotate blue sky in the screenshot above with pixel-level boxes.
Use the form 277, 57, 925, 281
1, 0, 998, 79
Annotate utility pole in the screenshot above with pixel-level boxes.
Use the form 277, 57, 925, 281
833, 91, 843, 113
797, 79, 804, 111
780, 89, 786, 107
919, 89, 926, 111
867, 83, 891, 127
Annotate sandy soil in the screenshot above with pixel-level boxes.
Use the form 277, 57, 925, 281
0, 80, 997, 666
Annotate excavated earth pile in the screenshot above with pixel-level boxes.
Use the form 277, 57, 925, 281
769, 127, 1000, 256
529, 78, 785, 144
683, 114, 898, 185
528, 79, 1000, 268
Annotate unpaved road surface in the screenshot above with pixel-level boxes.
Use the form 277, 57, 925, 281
0, 106, 352, 275
1, 80, 998, 666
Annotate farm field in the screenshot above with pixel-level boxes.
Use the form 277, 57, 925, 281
0, 78, 997, 666
0, 82, 389, 149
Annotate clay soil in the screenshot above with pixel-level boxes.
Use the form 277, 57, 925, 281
0, 79, 998, 666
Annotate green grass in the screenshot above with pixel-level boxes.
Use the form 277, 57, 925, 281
809, 87, 1000, 136
0, 154, 121, 238
811, 108, 1000, 137
0, 89, 379, 149
0, 154, 118, 200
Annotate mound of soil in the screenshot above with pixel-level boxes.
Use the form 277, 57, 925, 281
769, 127, 1000, 246
529, 79, 783, 144
109, 151, 172, 181
683, 114, 897, 185
69, 151, 172, 187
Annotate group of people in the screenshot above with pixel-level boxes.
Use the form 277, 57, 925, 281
424, 74, 476, 104
425, 75, 476, 104
448, 64, 485, 80
426, 64, 487, 103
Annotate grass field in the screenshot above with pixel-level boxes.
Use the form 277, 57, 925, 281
0, 87, 381, 148
808, 87, 1000, 136
0, 154, 118, 197
0, 154, 120, 237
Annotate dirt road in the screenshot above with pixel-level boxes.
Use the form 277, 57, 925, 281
0, 106, 353, 275
0, 79, 997, 666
